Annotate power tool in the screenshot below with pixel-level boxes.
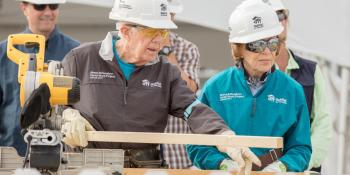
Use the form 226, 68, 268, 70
7, 34, 80, 107
7, 34, 80, 173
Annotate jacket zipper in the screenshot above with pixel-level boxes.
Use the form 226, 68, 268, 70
124, 81, 128, 105
251, 98, 256, 117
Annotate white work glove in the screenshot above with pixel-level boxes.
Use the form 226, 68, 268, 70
47, 60, 64, 75
262, 161, 287, 172
61, 108, 95, 148
220, 159, 239, 171
217, 131, 261, 174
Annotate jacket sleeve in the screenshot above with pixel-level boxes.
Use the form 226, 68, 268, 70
279, 86, 312, 172
61, 50, 77, 77
168, 65, 229, 135
186, 83, 229, 170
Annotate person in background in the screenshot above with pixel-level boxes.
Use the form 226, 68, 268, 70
262, 0, 332, 172
0, 0, 79, 156
186, 0, 311, 173
162, 0, 200, 169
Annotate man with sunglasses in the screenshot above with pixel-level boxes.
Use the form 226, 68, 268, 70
161, 0, 200, 169
59, 0, 260, 170
264, 0, 332, 172
0, 0, 79, 157
187, 0, 311, 173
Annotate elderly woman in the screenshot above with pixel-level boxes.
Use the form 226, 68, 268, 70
59, 0, 260, 169
186, 0, 311, 173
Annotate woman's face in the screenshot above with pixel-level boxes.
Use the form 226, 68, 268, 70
123, 25, 169, 66
239, 37, 279, 77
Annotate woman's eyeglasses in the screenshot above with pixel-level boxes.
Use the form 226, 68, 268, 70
246, 37, 279, 53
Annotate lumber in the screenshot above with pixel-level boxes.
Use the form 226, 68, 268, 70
87, 131, 283, 148
123, 168, 312, 175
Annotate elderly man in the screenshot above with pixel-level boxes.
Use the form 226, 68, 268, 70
0, 0, 79, 156
60, 0, 261, 170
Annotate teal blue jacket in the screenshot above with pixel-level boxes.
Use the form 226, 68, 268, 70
186, 67, 311, 172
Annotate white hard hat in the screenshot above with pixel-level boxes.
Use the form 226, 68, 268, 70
228, 1, 283, 43
109, 0, 177, 29
167, 0, 183, 14
18, 0, 66, 4
261, 0, 286, 11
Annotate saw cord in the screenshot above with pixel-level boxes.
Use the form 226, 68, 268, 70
22, 135, 32, 168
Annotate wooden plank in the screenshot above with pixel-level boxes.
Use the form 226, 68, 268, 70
123, 168, 311, 175
87, 131, 283, 148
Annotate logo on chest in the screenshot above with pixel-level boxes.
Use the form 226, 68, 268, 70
267, 94, 287, 105
89, 71, 116, 80
219, 93, 245, 101
142, 79, 162, 88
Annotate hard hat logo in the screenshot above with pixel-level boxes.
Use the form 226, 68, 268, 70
160, 3, 168, 16
252, 16, 264, 30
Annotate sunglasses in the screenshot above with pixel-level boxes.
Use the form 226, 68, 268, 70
246, 37, 279, 53
126, 24, 169, 39
32, 4, 59, 11
276, 10, 288, 22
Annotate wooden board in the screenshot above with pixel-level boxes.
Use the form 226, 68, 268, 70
87, 131, 283, 148
123, 168, 312, 175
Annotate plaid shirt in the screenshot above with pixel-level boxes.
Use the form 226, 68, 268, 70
163, 32, 200, 169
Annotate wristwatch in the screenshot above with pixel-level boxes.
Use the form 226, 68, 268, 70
159, 46, 174, 56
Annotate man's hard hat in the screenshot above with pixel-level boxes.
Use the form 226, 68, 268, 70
168, 0, 183, 14
18, 0, 66, 4
109, 0, 177, 29
261, 0, 286, 11
228, 0, 283, 43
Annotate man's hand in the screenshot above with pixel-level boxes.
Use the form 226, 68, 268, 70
216, 131, 261, 174
262, 161, 287, 172
61, 108, 95, 148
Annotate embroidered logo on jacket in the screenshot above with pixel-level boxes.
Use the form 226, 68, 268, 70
142, 79, 162, 88
89, 71, 116, 80
219, 93, 244, 101
267, 94, 287, 104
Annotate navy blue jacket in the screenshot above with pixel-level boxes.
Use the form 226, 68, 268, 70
0, 27, 79, 156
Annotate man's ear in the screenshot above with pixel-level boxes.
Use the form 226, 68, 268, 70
20, 2, 29, 17
119, 25, 131, 41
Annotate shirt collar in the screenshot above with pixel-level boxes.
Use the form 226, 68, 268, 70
23, 26, 60, 40
99, 31, 160, 65
286, 49, 300, 71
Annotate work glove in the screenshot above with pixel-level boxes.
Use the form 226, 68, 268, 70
262, 161, 287, 172
61, 108, 95, 148
216, 131, 261, 174
220, 159, 239, 171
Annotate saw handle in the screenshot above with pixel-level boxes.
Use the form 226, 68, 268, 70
7, 34, 46, 83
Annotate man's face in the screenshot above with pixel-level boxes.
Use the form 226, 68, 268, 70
20, 3, 59, 35
122, 25, 169, 66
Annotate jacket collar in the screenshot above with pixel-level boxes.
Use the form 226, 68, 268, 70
23, 26, 60, 40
